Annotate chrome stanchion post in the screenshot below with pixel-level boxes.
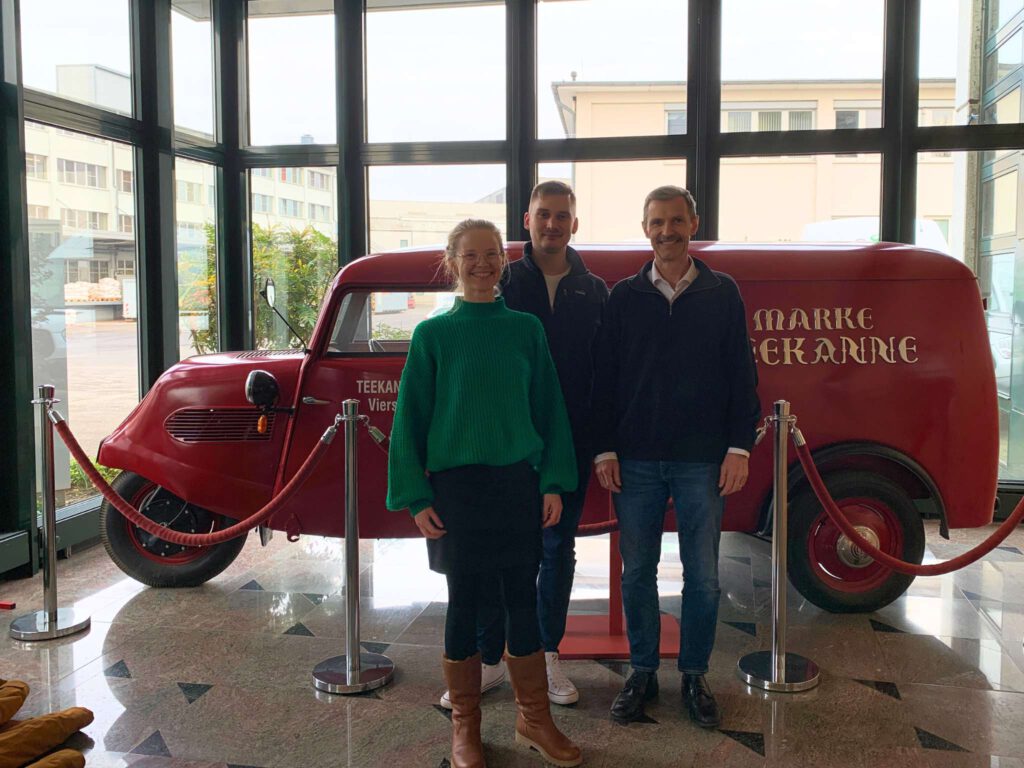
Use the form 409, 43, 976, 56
313, 399, 395, 694
10, 385, 91, 641
737, 400, 819, 692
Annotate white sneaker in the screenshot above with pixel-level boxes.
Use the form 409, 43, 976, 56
439, 659, 506, 710
545, 651, 580, 705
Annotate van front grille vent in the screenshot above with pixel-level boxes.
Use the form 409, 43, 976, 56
165, 409, 274, 443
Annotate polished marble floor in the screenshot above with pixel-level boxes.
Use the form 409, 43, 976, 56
3, 522, 1024, 767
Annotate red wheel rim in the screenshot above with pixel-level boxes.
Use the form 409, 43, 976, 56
806, 496, 904, 594
123, 482, 221, 565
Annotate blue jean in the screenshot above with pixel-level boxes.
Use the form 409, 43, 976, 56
614, 460, 724, 674
476, 461, 590, 662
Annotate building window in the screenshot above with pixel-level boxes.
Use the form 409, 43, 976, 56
252, 167, 272, 178
307, 170, 330, 190
789, 110, 814, 130
278, 198, 303, 217
177, 221, 204, 238
89, 260, 110, 283
57, 158, 107, 188
836, 110, 860, 130
280, 168, 302, 185
114, 257, 135, 278
26, 153, 47, 179
118, 214, 134, 234
727, 111, 752, 132
208, 185, 216, 205
117, 169, 134, 193
61, 209, 108, 230
176, 180, 202, 203
27, 204, 49, 219
758, 111, 783, 132
309, 203, 331, 221
252, 193, 273, 213
666, 109, 687, 135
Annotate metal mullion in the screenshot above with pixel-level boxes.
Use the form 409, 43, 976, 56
719, 128, 885, 157
132, 0, 179, 390
879, 0, 919, 243
213, 0, 251, 350
914, 123, 1024, 152
361, 140, 508, 166
242, 145, 341, 167
506, 0, 535, 241
336, 0, 366, 264
23, 90, 142, 144
690, 0, 721, 240
0, 0, 39, 569
173, 141, 226, 166
534, 135, 694, 163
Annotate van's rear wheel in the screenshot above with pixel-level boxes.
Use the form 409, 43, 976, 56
787, 470, 925, 613
100, 471, 247, 587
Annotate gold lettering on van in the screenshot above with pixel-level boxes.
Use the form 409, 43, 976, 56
750, 306, 917, 366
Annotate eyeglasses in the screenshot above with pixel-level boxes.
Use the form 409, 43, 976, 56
457, 251, 502, 263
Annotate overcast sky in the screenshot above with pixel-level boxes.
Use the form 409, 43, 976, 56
20, 0, 960, 202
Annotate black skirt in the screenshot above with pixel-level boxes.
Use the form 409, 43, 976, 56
426, 461, 542, 575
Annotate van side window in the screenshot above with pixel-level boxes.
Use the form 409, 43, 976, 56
326, 291, 458, 355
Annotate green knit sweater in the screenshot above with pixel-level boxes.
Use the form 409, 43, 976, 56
386, 297, 578, 515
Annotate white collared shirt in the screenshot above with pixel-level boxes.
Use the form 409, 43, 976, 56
650, 257, 699, 304
594, 257, 750, 465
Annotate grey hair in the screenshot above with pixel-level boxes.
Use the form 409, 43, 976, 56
441, 219, 507, 292
642, 185, 697, 223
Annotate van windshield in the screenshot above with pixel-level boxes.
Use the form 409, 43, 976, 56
326, 290, 458, 355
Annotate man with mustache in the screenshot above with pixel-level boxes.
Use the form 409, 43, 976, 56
592, 185, 760, 726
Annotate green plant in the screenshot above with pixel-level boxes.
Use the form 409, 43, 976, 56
179, 223, 339, 356
68, 457, 120, 491
372, 322, 411, 341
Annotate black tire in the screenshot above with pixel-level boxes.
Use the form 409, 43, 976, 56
787, 470, 925, 613
99, 471, 247, 588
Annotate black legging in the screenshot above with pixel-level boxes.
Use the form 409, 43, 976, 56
445, 564, 541, 661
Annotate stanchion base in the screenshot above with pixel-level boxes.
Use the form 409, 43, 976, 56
312, 652, 395, 694
737, 650, 820, 692
559, 613, 679, 660
10, 608, 91, 641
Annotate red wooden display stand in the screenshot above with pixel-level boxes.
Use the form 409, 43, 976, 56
559, 502, 680, 660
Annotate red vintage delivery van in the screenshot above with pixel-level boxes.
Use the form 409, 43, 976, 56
96, 242, 998, 613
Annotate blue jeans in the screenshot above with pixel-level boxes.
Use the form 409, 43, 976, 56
614, 460, 724, 674
476, 461, 590, 662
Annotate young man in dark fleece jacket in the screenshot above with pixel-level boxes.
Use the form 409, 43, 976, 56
437, 181, 608, 711
593, 185, 760, 727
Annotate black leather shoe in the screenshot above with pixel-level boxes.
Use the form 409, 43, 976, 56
610, 670, 658, 723
682, 674, 721, 728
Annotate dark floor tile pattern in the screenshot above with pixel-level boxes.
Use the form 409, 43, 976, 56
432, 704, 453, 722
283, 621, 314, 636
178, 682, 213, 704
723, 621, 757, 637
361, 641, 390, 654
869, 619, 905, 633
302, 592, 328, 605
719, 729, 766, 757
855, 679, 902, 700
239, 579, 264, 591
104, 659, 131, 678
914, 727, 970, 752
130, 730, 172, 757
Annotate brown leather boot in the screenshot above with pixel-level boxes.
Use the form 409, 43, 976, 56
506, 651, 582, 767
442, 654, 486, 768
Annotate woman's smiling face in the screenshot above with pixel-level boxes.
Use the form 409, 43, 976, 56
455, 227, 504, 296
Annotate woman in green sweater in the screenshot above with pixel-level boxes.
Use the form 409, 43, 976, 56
387, 219, 582, 768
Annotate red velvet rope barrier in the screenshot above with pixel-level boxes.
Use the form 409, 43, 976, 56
53, 416, 334, 548
576, 519, 619, 536
793, 438, 1024, 576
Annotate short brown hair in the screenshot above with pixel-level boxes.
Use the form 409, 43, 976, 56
440, 219, 507, 292
643, 185, 697, 223
530, 180, 576, 208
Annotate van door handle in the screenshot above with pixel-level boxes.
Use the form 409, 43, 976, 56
302, 396, 331, 405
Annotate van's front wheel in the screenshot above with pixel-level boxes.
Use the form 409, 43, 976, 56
100, 471, 247, 587
787, 470, 925, 613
